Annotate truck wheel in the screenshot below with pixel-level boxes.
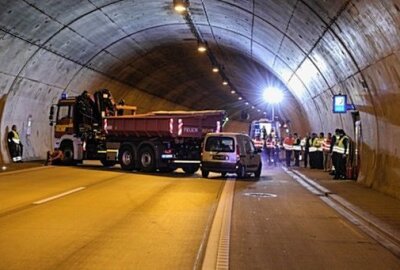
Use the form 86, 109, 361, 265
254, 162, 262, 178
139, 146, 156, 172
237, 164, 246, 179
101, 159, 117, 167
183, 165, 199, 175
61, 144, 75, 165
201, 169, 209, 178
119, 145, 136, 171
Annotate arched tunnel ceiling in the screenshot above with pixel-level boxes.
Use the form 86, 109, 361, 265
1, 0, 400, 197
0, 0, 310, 122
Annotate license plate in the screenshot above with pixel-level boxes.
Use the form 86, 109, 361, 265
213, 155, 228, 160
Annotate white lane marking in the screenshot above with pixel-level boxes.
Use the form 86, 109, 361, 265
202, 178, 235, 270
33, 187, 86, 205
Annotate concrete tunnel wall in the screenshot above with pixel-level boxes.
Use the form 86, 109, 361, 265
0, 0, 399, 198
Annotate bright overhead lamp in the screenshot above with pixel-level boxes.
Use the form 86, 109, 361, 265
251, 106, 255, 109
245, 102, 249, 105
212, 67, 219, 73
173, 0, 188, 13
231, 90, 236, 94
222, 81, 228, 86
263, 86, 284, 104
238, 97, 243, 100
197, 42, 207, 52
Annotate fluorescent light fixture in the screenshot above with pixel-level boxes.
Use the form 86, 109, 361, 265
222, 81, 228, 86
238, 97, 243, 100
231, 90, 236, 94
212, 67, 219, 73
263, 87, 284, 104
245, 102, 249, 105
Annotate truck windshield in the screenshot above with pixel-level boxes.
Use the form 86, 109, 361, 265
205, 137, 235, 152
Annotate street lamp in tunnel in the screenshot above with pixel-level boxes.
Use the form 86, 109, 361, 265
263, 86, 284, 122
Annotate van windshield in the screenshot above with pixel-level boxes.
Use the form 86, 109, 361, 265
205, 137, 235, 152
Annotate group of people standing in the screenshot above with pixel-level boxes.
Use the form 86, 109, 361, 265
263, 128, 350, 180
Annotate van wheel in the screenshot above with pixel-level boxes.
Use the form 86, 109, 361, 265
255, 163, 262, 178
201, 169, 209, 178
237, 165, 246, 179
119, 145, 135, 171
139, 146, 156, 172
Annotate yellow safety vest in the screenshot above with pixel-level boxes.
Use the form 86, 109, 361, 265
11, 130, 20, 144
333, 135, 349, 154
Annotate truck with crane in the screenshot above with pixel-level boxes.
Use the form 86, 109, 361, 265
49, 89, 226, 174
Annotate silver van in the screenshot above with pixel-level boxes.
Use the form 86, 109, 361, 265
201, 133, 262, 178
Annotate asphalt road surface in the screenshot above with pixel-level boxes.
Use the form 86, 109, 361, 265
0, 163, 399, 269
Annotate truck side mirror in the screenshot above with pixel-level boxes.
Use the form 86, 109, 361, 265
49, 105, 55, 126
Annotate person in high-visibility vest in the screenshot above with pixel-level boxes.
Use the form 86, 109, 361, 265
283, 133, 294, 167
322, 132, 332, 172
333, 129, 349, 180
265, 135, 276, 165
292, 133, 301, 166
7, 125, 23, 163
308, 133, 318, 169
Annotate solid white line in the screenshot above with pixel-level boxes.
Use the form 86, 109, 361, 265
202, 178, 235, 270
33, 187, 86, 205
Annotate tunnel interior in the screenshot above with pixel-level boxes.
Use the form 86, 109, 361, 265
0, 0, 400, 198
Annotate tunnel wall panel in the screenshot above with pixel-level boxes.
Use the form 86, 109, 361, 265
0, 32, 37, 76
287, 1, 326, 53
20, 49, 81, 88
0, 0, 62, 45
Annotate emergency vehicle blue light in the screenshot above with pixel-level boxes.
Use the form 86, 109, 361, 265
333, 95, 347, 113
61, 92, 68, 99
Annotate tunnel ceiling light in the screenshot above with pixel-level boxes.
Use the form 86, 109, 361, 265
173, 0, 188, 13
231, 90, 236, 94
238, 97, 243, 100
252, 106, 255, 109
263, 87, 284, 104
212, 67, 219, 73
222, 81, 228, 86
197, 43, 207, 53
245, 102, 249, 105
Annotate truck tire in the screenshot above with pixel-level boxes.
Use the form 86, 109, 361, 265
139, 146, 156, 172
182, 165, 199, 175
61, 144, 75, 165
119, 145, 136, 171
201, 169, 209, 178
101, 159, 117, 167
